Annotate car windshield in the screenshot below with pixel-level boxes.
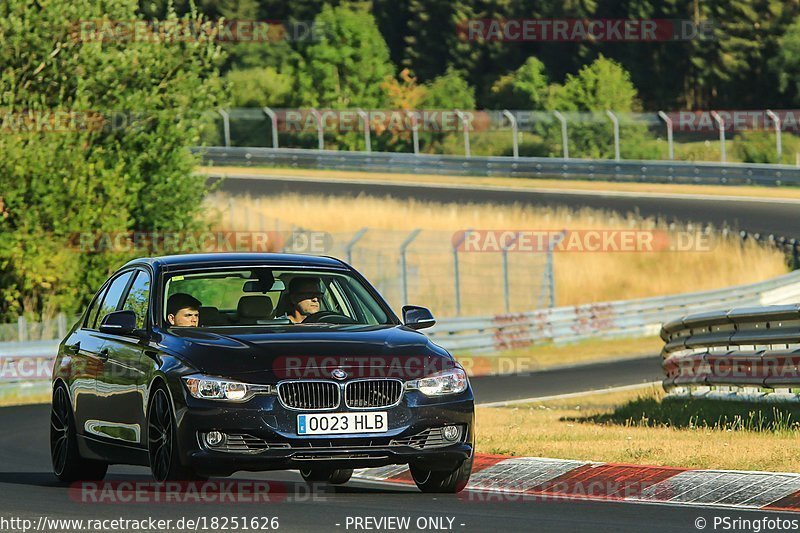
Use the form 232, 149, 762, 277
163, 268, 392, 327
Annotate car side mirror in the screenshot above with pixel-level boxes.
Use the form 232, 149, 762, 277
402, 305, 436, 330
99, 310, 138, 336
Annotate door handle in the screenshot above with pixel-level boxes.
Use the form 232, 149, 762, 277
98, 348, 109, 361
66, 343, 80, 355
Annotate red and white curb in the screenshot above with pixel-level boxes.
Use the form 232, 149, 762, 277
354, 455, 800, 511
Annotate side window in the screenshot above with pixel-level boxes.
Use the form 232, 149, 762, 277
94, 271, 134, 329
84, 285, 109, 330
327, 280, 353, 318
122, 270, 151, 330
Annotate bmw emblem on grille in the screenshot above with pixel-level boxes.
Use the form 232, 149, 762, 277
332, 369, 347, 380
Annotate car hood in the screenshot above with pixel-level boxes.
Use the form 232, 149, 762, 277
158, 325, 454, 381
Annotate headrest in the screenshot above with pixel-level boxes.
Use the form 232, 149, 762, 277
237, 296, 273, 319
199, 306, 222, 326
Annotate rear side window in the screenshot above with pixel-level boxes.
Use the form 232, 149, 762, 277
92, 271, 134, 329
122, 270, 151, 330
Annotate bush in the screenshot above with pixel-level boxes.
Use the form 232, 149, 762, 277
0, 0, 225, 321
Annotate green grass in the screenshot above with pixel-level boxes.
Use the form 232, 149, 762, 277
586, 396, 800, 434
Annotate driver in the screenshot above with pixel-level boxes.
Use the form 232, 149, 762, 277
283, 277, 324, 324
166, 293, 201, 327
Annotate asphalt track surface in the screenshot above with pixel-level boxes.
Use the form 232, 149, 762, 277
471, 354, 661, 405
216, 174, 800, 237
1, 359, 796, 532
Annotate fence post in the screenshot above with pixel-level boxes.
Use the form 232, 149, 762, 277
357, 108, 371, 153
711, 111, 726, 163
57, 313, 67, 339
451, 230, 471, 316
218, 109, 231, 148
539, 231, 565, 308
544, 245, 556, 308
455, 110, 471, 157
406, 111, 420, 155
500, 233, 520, 313
606, 110, 620, 161
502, 110, 519, 158
553, 111, 569, 159
400, 229, 422, 307
766, 109, 782, 163
657, 111, 674, 160
262, 107, 278, 148
309, 108, 324, 150
345, 228, 368, 265
17, 316, 27, 343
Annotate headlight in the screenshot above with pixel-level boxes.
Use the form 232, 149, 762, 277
405, 368, 468, 396
182, 374, 273, 402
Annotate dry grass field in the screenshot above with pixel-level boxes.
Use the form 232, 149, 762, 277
477, 386, 800, 472
205, 192, 788, 310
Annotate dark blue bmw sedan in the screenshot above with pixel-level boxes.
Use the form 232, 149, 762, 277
50, 254, 475, 493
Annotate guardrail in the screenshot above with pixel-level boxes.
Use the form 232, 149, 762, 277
4, 269, 800, 389
194, 146, 800, 187
427, 269, 800, 353
661, 303, 800, 400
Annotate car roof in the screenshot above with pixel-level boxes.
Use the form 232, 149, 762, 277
123, 253, 348, 271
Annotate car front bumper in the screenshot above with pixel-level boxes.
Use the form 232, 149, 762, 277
174, 388, 475, 476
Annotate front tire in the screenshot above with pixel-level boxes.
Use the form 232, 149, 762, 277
299, 467, 353, 485
50, 384, 108, 482
410, 455, 473, 493
147, 386, 205, 482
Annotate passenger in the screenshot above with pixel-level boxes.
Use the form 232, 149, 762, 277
166, 293, 201, 327
281, 277, 324, 324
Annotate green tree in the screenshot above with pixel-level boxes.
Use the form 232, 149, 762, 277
549, 55, 639, 112
546, 56, 651, 159
227, 67, 294, 107
294, 4, 394, 108
771, 17, 800, 103
0, 0, 225, 320
487, 57, 549, 109
420, 68, 476, 109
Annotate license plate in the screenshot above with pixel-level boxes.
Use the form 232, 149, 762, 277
297, 412, 388, 435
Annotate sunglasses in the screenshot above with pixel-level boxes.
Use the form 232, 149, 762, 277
295, 291, 324, 300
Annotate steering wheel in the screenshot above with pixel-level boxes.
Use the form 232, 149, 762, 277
303, 310, 357, 325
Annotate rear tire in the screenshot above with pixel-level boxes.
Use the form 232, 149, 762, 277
50, 384, 108, 483
299, 467, 353, 485
410, 454, 473, 493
